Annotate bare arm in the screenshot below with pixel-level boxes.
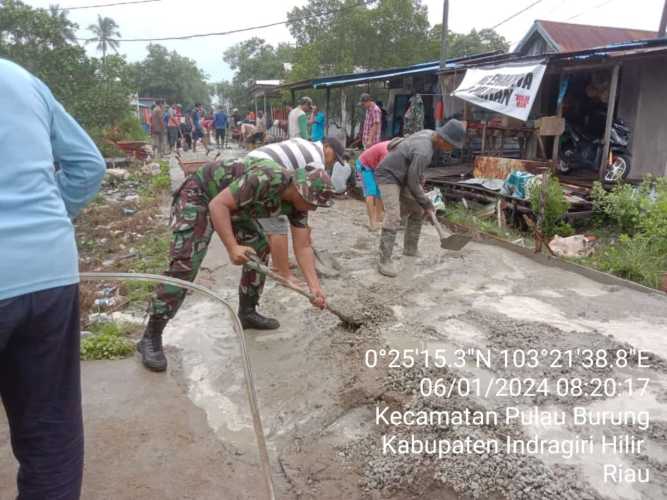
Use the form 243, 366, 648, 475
290, 225, 326, 308
208, 189, 254, 265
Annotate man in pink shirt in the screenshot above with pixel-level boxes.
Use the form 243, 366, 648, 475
360, 93, 382, 149
356, 140, 389, 230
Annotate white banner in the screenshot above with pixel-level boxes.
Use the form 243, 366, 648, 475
453, 62, 547, 121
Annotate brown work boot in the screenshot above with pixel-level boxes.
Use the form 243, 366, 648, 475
137, 316, 169, 372
377, 229, 398, 277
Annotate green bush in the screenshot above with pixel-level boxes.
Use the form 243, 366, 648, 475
81, 322, 136, 360
591, 182, 648, 234
529, 174, 571, 239
90, 114, 148, 158
638, 177, 667, 246
587, 178, 667, 288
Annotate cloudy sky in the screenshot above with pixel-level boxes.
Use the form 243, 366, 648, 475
27, 0, 666, 83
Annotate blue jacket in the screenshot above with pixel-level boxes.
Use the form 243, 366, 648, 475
214, 111, 228, 129
0, 59, 106, 300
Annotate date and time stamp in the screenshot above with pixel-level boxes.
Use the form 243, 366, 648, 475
364, 347, 656, 485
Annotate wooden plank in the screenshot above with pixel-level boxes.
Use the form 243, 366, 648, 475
473, 156, 550, 179
536, 116, 565, 136
600, 65, 621, 174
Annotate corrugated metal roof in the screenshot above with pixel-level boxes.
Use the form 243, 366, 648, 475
312, 62, 440, 88
439, 38, 667, 74
278, 52, 503, 91
534, 20, 657, 53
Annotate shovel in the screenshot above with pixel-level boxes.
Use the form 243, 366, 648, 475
429, 212, 472, 251
244, 254, 361, 329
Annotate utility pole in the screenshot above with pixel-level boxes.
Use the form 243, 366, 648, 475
439, 0, 449, 70
659, 0, 667, 37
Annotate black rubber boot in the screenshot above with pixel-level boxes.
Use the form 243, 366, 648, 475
403, 216, 422, 257
238, 295, 280, 330
137, 316, 168, 372
378, 229, 398, 277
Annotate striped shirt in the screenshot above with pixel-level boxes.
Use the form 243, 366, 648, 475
248, 138, 325, 171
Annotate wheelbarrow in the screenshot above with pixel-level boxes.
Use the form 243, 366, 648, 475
175, 151, 221, 176
107, 140, 151, 161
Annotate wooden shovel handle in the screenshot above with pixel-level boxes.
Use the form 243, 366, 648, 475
244, 258, 358, 326
429, 211, 447, 240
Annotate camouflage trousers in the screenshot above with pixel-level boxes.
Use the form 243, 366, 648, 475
148, 177, 270, 320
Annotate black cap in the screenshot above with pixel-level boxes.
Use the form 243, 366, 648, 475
322, 136, 346, 164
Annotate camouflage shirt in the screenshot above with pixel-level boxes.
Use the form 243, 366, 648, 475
195, 156, 308, 228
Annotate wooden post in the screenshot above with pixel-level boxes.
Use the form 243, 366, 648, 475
481, 121, 487, 153
659, 0, 667, 37
552, 74, 565, 166
439, 0, 449, 70
290, 89, 296, 106
325, 86, 331, 135
600, 65, 621, 175
341, 88, 347, 143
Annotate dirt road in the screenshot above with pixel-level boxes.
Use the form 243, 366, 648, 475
2, 147, 667, 500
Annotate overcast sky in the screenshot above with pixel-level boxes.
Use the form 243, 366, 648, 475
27, 0, 666, 83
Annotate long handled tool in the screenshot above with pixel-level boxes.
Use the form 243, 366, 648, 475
245, 255, 361, 329
429, 211, 472, 251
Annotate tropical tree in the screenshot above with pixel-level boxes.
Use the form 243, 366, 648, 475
87, 15, 120, 60
215, 37, 294, 112
132, 44, 211, 109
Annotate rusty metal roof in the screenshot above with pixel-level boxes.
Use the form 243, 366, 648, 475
529, 20, 657, 53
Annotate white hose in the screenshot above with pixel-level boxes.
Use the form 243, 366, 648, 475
80, 272, 275, 500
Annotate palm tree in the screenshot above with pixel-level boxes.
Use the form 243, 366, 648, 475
48, 5, 77, 44
87, 15, 121, 60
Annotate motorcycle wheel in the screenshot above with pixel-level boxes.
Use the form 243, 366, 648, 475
600, 154, 631, 183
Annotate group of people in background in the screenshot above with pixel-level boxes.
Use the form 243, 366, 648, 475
149, 102, 228, 157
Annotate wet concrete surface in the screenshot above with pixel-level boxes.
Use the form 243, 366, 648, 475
0, 358, 265, 500
161, 147, 667, 499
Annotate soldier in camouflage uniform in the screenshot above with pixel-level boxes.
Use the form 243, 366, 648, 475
137, 156, 335, 372
403, 94, 425, 136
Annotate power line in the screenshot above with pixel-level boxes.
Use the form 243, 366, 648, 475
62, 0, 160, 10
565, 0, 617, 21
75, 0, 376, 43
490, 0, 546, 30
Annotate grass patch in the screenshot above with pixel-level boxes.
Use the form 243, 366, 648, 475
583, 178, 667, 289
443, 201, 530, 242
81, 321, 136, 360
122, 229, 171, 306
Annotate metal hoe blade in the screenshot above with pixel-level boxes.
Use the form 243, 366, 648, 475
440, 233, 472, 251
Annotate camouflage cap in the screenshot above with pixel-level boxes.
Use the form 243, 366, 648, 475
293, 167, 335, 208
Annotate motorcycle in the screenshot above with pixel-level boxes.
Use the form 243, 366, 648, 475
558, 119, 632, 183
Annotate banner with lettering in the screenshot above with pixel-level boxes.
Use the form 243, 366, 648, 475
453, 61, 547, 121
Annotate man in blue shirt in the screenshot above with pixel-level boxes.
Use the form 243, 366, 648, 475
191, 103, 207, 153
309, 105, 326, 142
213, 106, 228, 149
0, 58, 105, 499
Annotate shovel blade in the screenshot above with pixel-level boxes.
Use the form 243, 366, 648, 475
440, 234, 471, 251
